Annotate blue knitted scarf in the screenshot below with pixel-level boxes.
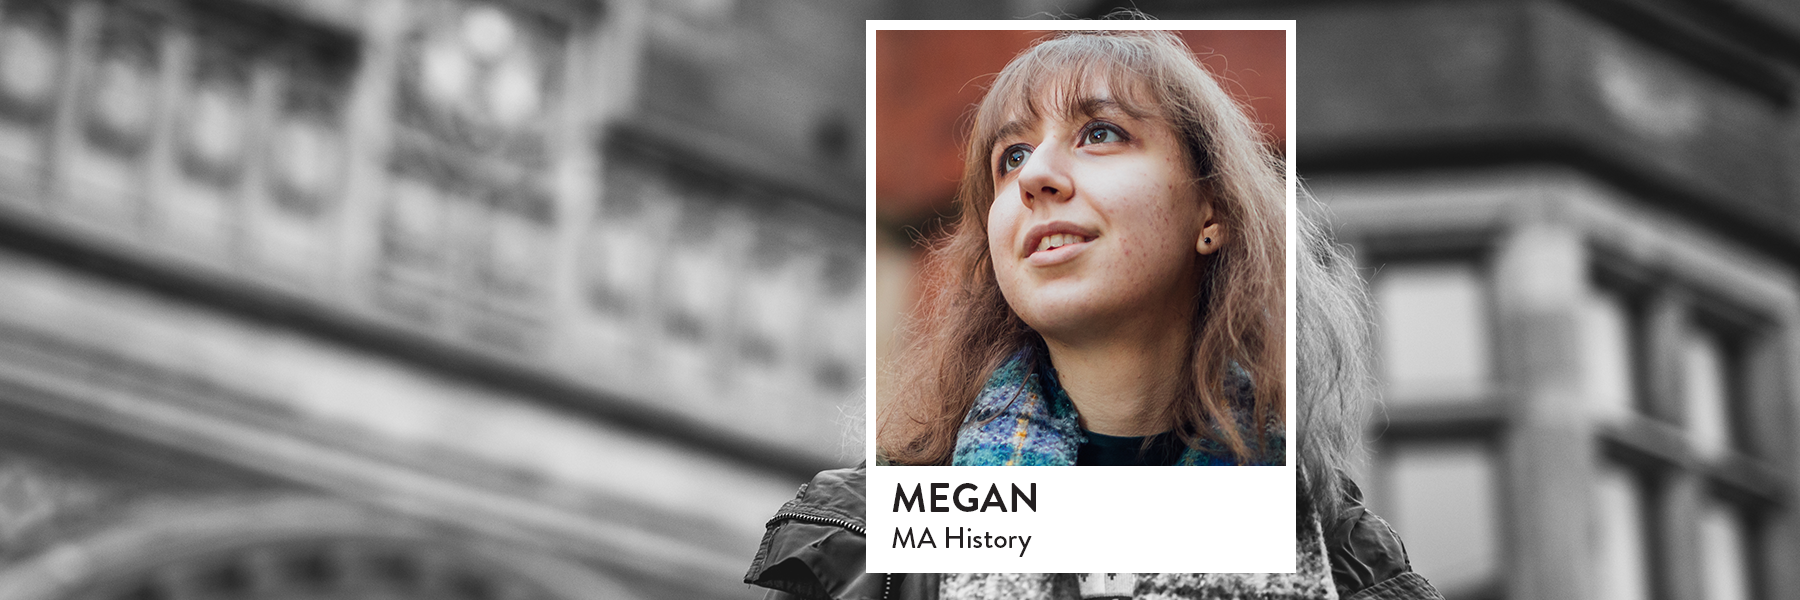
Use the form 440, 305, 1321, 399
950, 343, 1282, 466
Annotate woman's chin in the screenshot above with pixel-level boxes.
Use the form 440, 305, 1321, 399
1014, 292, 1192, 347
1017, 307, 1116, 344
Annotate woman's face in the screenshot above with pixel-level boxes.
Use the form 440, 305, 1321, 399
986, 83, 1214, 343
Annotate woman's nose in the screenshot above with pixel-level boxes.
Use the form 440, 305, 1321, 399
1017, 144, 1073, 208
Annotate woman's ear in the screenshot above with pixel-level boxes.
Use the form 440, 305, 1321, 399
1196, 201, 1225, 255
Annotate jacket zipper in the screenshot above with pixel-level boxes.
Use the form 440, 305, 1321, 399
771, 484, 884, 598
764, 510, 866, 536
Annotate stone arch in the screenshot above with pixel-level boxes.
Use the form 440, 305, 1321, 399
0, 495, 644, 600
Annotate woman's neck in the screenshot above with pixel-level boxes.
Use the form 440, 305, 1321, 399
1041, 323, 1190, 437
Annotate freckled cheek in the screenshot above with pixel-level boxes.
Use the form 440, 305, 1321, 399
1114, 201, 1195, 279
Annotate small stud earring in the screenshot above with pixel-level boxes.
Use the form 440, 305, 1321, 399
1203, 237, 1212, 245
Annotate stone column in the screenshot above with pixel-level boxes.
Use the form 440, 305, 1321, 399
1491, 220, 1590, 600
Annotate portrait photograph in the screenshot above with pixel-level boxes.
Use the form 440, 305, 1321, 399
873, 28, 1290, 468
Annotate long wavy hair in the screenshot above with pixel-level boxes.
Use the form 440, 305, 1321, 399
1293, 194, 1377, 519
880, 30, 1289, 466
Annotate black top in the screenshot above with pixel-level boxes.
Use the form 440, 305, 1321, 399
1075, 430, 1187, 466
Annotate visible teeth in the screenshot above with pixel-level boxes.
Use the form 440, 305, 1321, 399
1035, 233, 1084, 253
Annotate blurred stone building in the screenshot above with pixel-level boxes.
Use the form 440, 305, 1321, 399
0, 0, 865, 599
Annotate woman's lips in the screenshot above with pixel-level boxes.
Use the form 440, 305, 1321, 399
1034, 233, 1087, 253
1023, 221, 1099, 267
1026, 236, 1093, 266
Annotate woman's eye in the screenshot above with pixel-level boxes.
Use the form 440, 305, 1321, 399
1000, 145, 1032, 174
1081, 124, 1125, 145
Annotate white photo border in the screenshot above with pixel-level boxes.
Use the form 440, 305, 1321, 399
864, 19, 1299, 573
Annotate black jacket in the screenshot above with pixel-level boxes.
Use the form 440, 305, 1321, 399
746, 465, 1443, 600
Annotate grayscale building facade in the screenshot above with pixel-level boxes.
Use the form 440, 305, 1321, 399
9, 1, 1797, 600
0, 0, 865, 599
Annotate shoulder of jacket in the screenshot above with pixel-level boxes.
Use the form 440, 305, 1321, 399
1325, 479, 1445, 600
746, 465, 882, 600
779, 464, 867, 529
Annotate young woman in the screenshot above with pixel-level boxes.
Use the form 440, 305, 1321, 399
747, 30, 1442, 599
880, 29, 1284, 468
746, 200, 1440, 599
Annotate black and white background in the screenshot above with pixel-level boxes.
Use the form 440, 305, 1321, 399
0, 1, 1793, 600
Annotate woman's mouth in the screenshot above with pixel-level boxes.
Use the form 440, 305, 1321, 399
1034, 233, 1090, 253
1022, 221, 1100, 256
1025, 230, 1097, 266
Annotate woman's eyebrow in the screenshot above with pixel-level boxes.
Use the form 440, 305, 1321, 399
992, 120, 1035, 148
989, 97, 1131, 151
